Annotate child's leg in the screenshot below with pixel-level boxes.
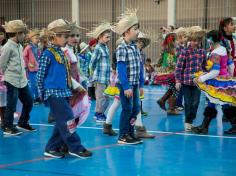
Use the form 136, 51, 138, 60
141, 100, 148, 116
3, 82, 19, 128
183, 85, 201, 124
103, 97, 120, 136
118, 84, 134, 137
46, 97, 87, 154
192, 102, 217, 134
224, 106, 236, 134
106, 97, 120, 124
28, 72, 38, 100
0, 106, 6, 126
18, 85, 33, 126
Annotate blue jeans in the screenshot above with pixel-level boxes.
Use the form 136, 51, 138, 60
3, 82, 33, 128
182, 85, 201, 123
176, 87, 183, 107
45, 96, 85, 153
28, 71, 39, 100
118, 84, 140, 137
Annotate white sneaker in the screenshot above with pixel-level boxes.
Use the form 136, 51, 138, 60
185, 123, 194, 132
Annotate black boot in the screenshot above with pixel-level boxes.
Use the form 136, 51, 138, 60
224, 107, 236, 135
192, 107, 217, 134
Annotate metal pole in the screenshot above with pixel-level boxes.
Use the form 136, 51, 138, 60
167, 0, 176, 26
31, 0, 35, 28
121, 0, 125, 14
204, 0, 208, 29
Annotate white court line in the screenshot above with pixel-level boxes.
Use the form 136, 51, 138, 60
31, 123, 236, 139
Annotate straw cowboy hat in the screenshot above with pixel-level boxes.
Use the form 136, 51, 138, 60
112, 9, 139, 35
3, 20, 27, 33
70, 22, 87, 34
79, 42, 89, 53
27, 29, 40, 39
137, 32, 151, 48
174, 27, 190, 38
47, 19, 71, 34
86, 22, 112, 39
189, 26, 206, 40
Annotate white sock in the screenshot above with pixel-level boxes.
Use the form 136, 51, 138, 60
135, 112, 143, 127
106, 97, 120, 124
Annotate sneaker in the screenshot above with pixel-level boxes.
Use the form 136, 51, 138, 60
95, 113, 106, 123
3, 126, 23, 136
185, 123, 194, 132
44, 150, 65, 158
118, 134, 141, 145
176, 106, 184, 111
130, 134, 143, 144
69, 149, 92, 159
17, 123, 37, 132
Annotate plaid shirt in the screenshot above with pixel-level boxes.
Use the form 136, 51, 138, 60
37, 45, 72, 101
116, 40, 141, 86
89, 43, 110, 84
175, 46, 207, 86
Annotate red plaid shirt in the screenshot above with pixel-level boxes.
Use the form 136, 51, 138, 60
175, 46, 207, 86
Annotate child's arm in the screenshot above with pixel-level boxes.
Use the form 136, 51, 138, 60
37, 52, 50, 100
228, 58, 235, 77
0, 46, 11, 72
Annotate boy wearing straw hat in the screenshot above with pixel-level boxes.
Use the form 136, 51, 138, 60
175, 26, 207, 132
23, 29, 41, 105
37, 19, 92, 158
135, 32, 155, 139
113, 9, 144, 144
88, 22, 112, 123
0, 20, 35, 136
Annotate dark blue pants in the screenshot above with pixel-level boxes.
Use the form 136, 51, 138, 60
45, 96, 85, 153
176, 87, 183, 107
3, 82, 33, 128
28, 72, 39, 100
118, 84, 140, 137
182, 85, 201, 123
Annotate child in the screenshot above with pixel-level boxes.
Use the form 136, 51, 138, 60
113, 9, 144, 144
192, 30, 236, 134
156, 33, 180, 115
144, 58, 154, 85
0, 20, 35, 135
175, 26, 207, 132
135, 32, 155, 138
78, 42, 90, 89
175, 27, 189, 111
37, 19, 92, 158
0, 25, 7, 127
88, 22, 112, 123
23, 29, 40, 104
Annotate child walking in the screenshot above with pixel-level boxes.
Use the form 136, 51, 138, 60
37, 19, 92, 158
0, 20, 35, 136
88, 22, 112, 123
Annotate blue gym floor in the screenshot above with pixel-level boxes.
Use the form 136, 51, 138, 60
0, 86, 236, 176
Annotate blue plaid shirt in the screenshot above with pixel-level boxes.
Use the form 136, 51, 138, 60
89, 43, 110, 84
37, 45, 72, 101
116, 40, 141, 86
78, 52, 91, 78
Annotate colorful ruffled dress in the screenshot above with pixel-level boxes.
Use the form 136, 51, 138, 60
194, 46, 236, 106
153, 50, 177, 85
104, 72, 120, 97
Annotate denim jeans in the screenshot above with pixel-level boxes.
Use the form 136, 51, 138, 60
3, 82, 33, 128
45, 96, 85, 153
176, 87, 183, 107
182, 85, 201, 123
118, 84, 140, 137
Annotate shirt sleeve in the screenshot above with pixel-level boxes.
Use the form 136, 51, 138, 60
37, 52, 50, 98
139, 61, 144, 88
117, 61, 130, 90
175, 49, 186, 83
0, 46, 11, 72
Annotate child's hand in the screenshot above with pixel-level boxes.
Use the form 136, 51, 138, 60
140, 88, 144, 97
124, 89, 133, 98
175, 82, 181, 91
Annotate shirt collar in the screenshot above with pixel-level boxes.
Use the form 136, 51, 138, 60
8, 39, 20, 47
